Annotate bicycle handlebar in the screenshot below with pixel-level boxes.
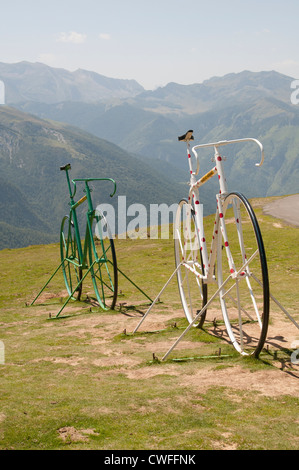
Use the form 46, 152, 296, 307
72, 178, 117, 198
192, 138, 264, 167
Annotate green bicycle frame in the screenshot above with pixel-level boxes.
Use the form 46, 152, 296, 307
64, 166, 116, 264
61, 166, 117, 308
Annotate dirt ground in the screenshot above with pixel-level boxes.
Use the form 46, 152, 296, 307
119, 195, 299, 397
36, 195, 299, 398
34, 279, 299, 397
53, 296, 298, 399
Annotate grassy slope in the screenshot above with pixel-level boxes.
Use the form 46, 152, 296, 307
0, 198, 298, 450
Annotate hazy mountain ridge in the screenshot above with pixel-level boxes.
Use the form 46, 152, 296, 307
14, 69, 299, 201
127, 70, 294, 114
0, 61, 144, 104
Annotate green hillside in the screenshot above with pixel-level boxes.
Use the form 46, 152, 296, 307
0, 178, 56, 249
0, 106, 188, 249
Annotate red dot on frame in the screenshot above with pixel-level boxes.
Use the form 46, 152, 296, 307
219, 213, 223, 218
225, 241, 229, 247
230, 269, 235, 273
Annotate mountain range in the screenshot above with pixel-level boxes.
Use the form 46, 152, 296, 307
0, 62, 298, 249
0, 61, 144, 104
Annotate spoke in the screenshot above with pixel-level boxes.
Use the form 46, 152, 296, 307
245, 276, 262, 328
235, 279, 244, 352
223, 289, 255, 322
236, 249, 259, 275
176, 228, 184, 256
185, 269, 194, 318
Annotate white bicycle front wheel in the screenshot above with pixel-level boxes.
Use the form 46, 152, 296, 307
174, 199, 207, 328
217, 192, 269, 357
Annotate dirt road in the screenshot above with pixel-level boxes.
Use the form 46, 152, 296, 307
263, 194, 299, 227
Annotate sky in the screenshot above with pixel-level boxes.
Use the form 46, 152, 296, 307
1, 0, 299, 90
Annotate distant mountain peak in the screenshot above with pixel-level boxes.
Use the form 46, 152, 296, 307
0, 61, 144, 104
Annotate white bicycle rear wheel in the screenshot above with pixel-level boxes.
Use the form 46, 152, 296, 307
174, 199, 207, 328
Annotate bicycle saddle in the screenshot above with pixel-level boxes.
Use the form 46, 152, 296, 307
60, 163, 71, 171
178, 130, 194, 142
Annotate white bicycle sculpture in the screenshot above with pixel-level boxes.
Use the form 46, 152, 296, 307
135, 130, 270, 359
173, 130, 269, 357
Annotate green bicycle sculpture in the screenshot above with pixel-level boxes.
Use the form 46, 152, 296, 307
31, 163, 118, 317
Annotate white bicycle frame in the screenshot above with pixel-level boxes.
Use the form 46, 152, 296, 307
133, 133, 299, 359
184, 137, 264, 285
133, 132, 299, 359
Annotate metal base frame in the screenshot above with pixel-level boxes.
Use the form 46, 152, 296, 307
30, 259, 153, 319
132, 264, 299, 361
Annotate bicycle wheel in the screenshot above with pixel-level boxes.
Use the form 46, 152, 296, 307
60, 215, 83, 300
88, 210, 118, 310
217, 192, 269, 357
174, 199, 207, 328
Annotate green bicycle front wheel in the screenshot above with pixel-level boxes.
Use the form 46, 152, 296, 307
60, 215, 83, 301
88, 211, 118, 310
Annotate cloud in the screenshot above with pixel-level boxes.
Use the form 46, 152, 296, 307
57, 31, 87, 44
99, 33, 111, 41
